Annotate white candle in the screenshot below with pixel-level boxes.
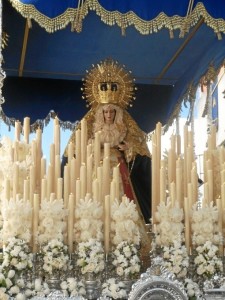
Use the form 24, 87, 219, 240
13, 163, 19, 200
33, 193, 40, 253
30, 165, 36, 203
68, 142, 74, 168
184, 197, 191, 255
176, 158, 183, 209
50, 144, 55, 191
102, 157, 110, 199
55, 154, 61, 189
87, 143, 92, 158
187, 183, 193, 210
207, 169, 213, 202
97, 166, 103, 202
23, 117, 30, 144
110, 180, 116, 204
54, 120, 60, 156
47, 165, 53, 200
41, 178, 47, 201
23, 179, 29, 201
104, 195, 111, 255
94, 131, 101, 174
57, 178, 63, 200
64, 165, 70, 208
87, 155, 93, 194
75, 129, 81, 171
36, 127, 42, 188
80, 164, 87, 199
104, 143, 110, 158
216, 198, 223, 255
81, 119, 87, 164
41, 157, 46, 179
70, 157, 76, 196
92, 178, 99, 202
15, 120, 21, 141
68, 194, 75, 253
76, 179, 81, 203
170, 182, 176, 207
113, 166, 120, 201
159, 165, 166, 203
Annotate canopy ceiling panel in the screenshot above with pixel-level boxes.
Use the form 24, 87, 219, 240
2, 0, 225, 132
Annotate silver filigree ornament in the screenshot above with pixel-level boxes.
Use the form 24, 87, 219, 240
128, 257, 188, 300
32, 290, 86, 300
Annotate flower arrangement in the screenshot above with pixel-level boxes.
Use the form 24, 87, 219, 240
76, 238, 105, 275
111, 241, 141, 279
74, 197, 103, 242
191, 203, 223, 246
40, 239, 69, 276
194, 241, 223, 279
1, 237, 33, 275
101, 278, 127, 299
0, 273, 9, 300
162, 240, 189, 279
110, 197, 140, 246
38, 198, 67, 244
0, 237, 36, 298
1, 198, 32, 244
184, 278, 202, 300
154, 201, 184, 246
60, 277, 86, 297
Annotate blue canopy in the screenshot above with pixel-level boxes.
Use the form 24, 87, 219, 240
2, 0, 225, 131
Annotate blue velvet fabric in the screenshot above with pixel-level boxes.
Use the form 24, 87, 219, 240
14, 0, 225, 20
20, 0, 80, 17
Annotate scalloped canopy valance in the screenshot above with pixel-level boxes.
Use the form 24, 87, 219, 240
8, 0, 225, 35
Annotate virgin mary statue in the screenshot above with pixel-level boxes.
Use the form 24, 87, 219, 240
63, 58, 152, 224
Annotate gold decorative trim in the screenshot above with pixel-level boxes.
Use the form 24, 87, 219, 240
87, 1, 225, 36
0, 109, 78, 133
9, 1, 225, 35
9, 0, 89, 33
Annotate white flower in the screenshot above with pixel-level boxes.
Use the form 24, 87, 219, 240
102, 278, 127, 299
40, 239, 69, 275
0, 289, 9, 300
60, 277, 86, 297
74, 198, 103, 243
194, 241, 223, 278
184, 278, 201, 298
154, 201, 184, 246
112, 241, 140, 279
162, 241, 189, 279
7, 270, 15, 279
192, 203, 223, 246
111, 198, 141, 246
15, 293, 26, 300
38, 198, 67, 244
76, 239, 104, 275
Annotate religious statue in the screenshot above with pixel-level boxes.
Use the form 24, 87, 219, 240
63, 58, 152, 224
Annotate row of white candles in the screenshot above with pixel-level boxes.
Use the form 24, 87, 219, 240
152, 121, 225, 254
5, 116, 121, 254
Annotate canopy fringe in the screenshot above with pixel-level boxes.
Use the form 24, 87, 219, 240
8, 1, 225, 37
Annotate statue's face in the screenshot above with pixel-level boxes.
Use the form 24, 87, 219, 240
103, 107, 116, 124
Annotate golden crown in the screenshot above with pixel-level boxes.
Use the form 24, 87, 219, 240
81, 58, 136, 109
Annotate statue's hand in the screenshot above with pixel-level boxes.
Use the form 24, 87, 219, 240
118, 141, 129, 151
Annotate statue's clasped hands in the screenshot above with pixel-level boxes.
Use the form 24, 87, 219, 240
117, 141, 129, 151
